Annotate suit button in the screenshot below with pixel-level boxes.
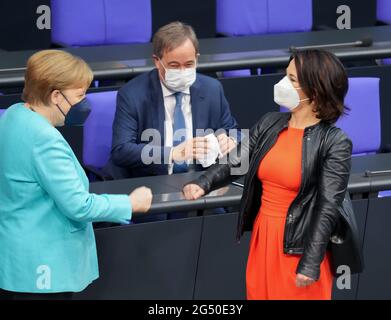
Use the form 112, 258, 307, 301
307, 137, 311, 141
288, 249, 293, 254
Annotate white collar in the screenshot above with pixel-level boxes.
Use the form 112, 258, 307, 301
160, 81, 190, 97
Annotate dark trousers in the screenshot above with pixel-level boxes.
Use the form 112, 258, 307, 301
0, 288, 73, 300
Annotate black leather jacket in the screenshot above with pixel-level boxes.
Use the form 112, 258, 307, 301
188, 112, 353, 280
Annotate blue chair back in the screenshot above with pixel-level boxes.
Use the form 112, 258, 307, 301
280, 77, 381, 155
51, 0, 152, 46
216, 0, 312, 36
83, 91, 117, 168
377, 0, 391, 65
377, 0, 391, 24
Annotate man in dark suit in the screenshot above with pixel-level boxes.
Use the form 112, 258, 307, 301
105, 21, 239, 179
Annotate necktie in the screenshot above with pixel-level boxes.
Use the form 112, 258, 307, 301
173, 92, 188, 173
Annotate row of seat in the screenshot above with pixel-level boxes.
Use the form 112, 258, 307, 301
50, 0, 391, 47
84, 76, 389, 202
0, 77, 385, 193
49, 0, 391, 78
83, 77, 382, 173
0, 77, 383, 167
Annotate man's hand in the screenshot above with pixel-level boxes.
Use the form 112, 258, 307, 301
295, 273, 315, 287
172, 137, 209, 162
217, 133, 237, 157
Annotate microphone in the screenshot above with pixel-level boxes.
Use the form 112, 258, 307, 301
289, 37, 373, 52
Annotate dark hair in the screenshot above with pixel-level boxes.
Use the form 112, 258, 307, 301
152, 21, 199, 58
289, 49, 349, 123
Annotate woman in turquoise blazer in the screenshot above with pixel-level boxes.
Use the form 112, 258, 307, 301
0, 50, 152, 299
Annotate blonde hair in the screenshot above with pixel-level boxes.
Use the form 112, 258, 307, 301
22, 50, 93, 106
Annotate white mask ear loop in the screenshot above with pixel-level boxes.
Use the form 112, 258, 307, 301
158, 58, 168, 72
295, 87, 310, 103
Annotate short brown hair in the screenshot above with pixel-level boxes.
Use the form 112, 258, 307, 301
289, 49, 349, 123
152, 21, 199, 58
22, 50, 93, 106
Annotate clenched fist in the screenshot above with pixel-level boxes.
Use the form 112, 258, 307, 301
129, 187, 152, 213
183, 184, 206, 200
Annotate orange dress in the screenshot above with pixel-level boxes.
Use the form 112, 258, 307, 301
246, 127, 333, 300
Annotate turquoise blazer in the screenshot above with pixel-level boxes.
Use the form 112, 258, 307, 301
0, 103, 132, 293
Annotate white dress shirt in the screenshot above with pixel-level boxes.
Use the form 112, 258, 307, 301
160, 82, 193, 175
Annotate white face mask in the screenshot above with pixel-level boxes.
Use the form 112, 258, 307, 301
159, 59, 196, 92
273, 76, 309, 110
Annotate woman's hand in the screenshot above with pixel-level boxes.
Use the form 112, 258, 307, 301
295, 273, 315, 287
129, 187, 153, 213
183, 184, 206, 200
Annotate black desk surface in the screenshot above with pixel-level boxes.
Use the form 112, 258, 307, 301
351, 152, 391, 173
90, 153, 391, 215
1, 26, 391, 87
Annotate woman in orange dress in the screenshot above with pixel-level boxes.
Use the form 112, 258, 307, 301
246, 126, 333, 300
183, 49, 361, 300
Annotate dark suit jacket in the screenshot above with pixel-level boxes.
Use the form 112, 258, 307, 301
105, 69, 239, 178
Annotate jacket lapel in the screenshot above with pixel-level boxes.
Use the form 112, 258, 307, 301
149, 69, 166, 142
190, 75, 207, 137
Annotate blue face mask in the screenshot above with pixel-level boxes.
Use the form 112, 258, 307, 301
56, 92, 91, 126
